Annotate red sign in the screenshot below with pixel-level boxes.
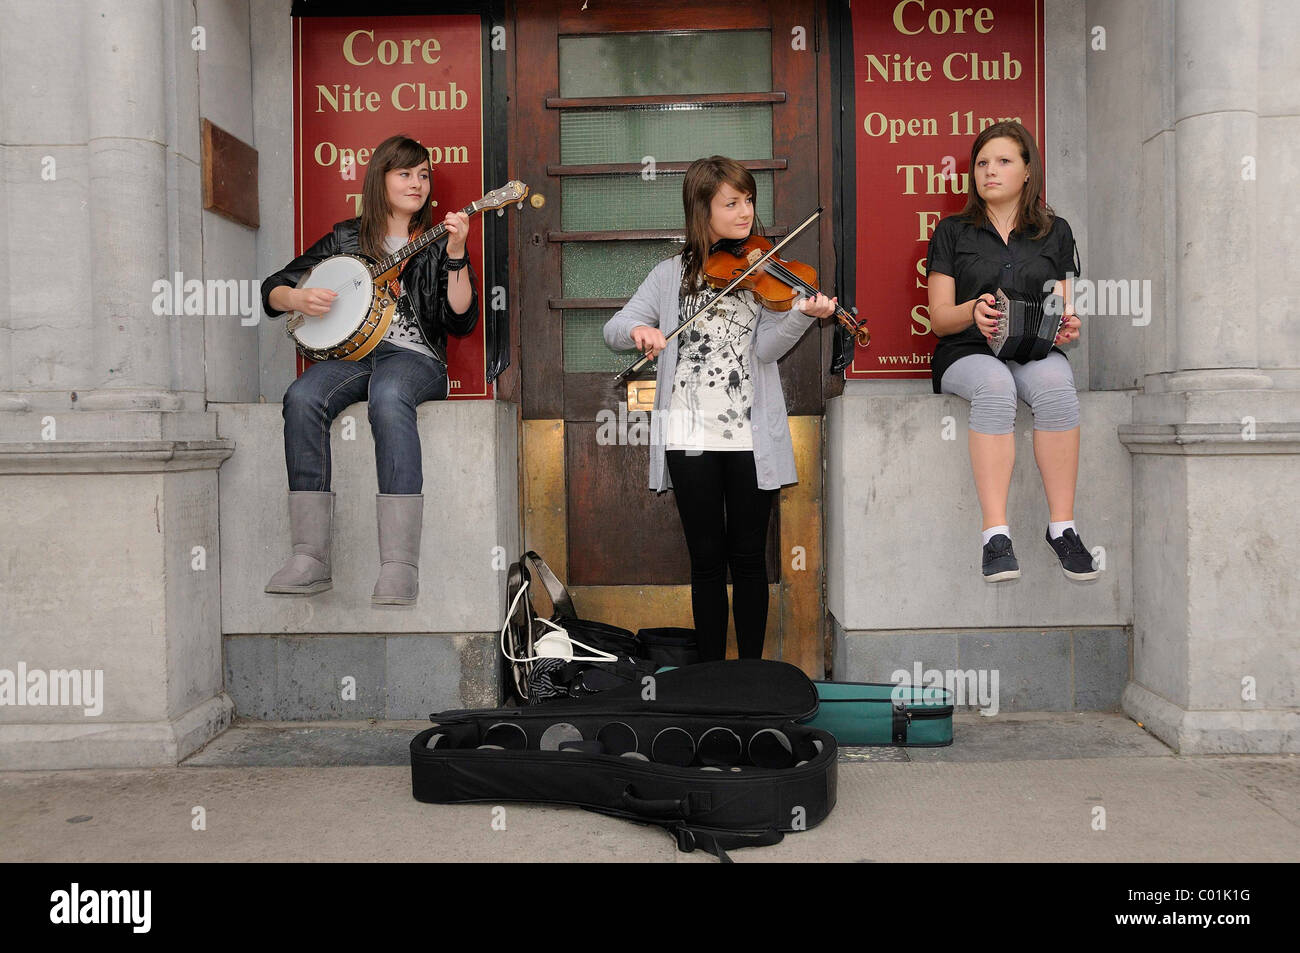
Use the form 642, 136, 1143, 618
292, 15, 490, 397
848, 0, 1044, 378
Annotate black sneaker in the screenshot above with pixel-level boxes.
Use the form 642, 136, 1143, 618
1046, 527, 1100, 580
981, 534, 1020, 582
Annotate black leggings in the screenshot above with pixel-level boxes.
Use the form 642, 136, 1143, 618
665, 450, 776, 662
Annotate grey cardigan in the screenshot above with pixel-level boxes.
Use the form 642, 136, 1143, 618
603, 255, 817, 492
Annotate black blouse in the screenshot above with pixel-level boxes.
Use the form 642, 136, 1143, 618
926, 214, 1076, 393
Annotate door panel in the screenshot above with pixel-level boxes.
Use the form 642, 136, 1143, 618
512, 0, 826, 672
564, 421, 686, 585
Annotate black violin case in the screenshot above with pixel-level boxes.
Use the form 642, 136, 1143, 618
410, 659, 837, 861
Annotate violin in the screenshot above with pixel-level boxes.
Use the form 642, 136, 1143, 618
704, 235, 870, 347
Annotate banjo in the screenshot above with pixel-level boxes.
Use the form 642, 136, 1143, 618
284, 180, 529, 362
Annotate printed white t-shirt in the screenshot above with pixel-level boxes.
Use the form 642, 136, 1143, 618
664, 290, 759, 451
380, 235, 437, 360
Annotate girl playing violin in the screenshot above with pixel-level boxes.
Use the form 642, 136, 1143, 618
603, 156, 836, 662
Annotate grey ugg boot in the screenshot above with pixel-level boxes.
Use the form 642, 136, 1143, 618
372, 493, 423, 606
265, 491, 334, 594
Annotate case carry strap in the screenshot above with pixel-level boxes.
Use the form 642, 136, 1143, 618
587, 797, 785, 863
619, 785, 783, 862
668, 825, 785, 863
555, 656, 656, 692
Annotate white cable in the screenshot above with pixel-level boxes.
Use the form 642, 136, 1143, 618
499, 578, 619, 664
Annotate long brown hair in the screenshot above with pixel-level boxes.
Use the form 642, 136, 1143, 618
958, 121, 1054, 240
679, 156, 762, 295
358, 134, 435, 260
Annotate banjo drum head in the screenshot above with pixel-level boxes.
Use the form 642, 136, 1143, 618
294, 255, 374, 351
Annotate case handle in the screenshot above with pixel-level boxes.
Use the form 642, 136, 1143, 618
620, 785, 709, 820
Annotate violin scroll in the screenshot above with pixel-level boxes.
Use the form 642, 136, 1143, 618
847, 320, 871, 349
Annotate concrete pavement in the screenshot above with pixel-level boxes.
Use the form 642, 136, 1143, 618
1, 713, 1295, 863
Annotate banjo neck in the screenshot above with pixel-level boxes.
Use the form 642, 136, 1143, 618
370, 198, 486, 277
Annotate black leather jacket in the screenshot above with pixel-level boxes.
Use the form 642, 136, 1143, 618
261, 217, 479, 364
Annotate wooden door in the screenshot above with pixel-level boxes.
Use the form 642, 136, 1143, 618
509, 0, 833, 675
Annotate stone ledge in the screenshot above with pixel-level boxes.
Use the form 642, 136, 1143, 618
1123, 682, 1300, 754
1119, 423, 1300, 454
218, 400, 518, 634
826, 392, 1133, 630
832, 621, 1131, 713
0, 440, 234, 473
1162, 371, 1275, 392
224, 633, 501, 720
1130, 386, 1298, 424
0, 693, 235, 770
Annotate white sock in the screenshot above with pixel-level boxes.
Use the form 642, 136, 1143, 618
982, 525, 1010, 545
1048, 520, 1076, 540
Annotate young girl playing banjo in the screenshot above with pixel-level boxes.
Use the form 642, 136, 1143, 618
261, 133, 478, 605
604, 156, 835, 662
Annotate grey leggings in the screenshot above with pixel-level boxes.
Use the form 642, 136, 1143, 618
940, 352, 1079, 434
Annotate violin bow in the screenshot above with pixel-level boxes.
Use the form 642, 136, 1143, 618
612, 207, 823, 384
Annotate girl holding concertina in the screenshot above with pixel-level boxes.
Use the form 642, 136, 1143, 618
261, 133, 478, 605
926, 121, 1099, 583
604, 156, 836, 662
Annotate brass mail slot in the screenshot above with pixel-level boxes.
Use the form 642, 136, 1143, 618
626, 381, 656, 412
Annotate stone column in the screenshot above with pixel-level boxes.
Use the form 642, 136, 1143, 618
0, 0, 236, 768
1119, 0, 1299, 753
1257, 0, 1300, 377
83, 0, 173, 408
1170, 0, 1261, 383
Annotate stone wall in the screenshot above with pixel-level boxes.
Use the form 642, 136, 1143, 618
217, 401, 518, 719
1099, 0, 1299, 752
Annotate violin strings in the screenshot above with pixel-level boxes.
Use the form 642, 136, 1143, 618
757, 260, 862, 330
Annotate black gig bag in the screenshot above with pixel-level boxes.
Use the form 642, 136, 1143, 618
411, 660, 837, 861
502, 551, 655, 704
634, 627, 700, 668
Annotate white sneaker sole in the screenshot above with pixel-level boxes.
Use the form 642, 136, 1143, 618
1061, 567, 1101, 580
983, 568, 1021, 582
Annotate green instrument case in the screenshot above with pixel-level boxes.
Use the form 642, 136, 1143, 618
803, 681, 954, 746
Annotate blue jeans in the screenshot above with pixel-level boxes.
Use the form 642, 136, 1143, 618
282, 341, 449, 493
